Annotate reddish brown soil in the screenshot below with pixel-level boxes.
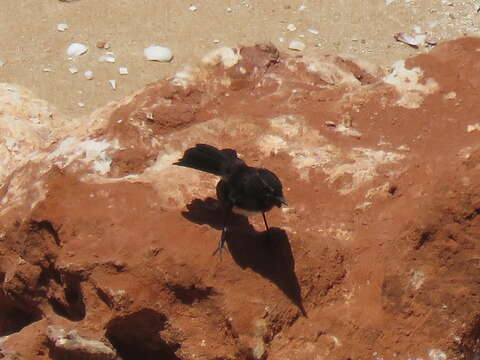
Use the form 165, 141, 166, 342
1, 38, 480, 359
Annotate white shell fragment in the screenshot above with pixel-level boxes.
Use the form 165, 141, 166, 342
68, 67, 78, 74
288, 40, 306, 51
287, 24, 297, 32
189, 5, 197, 11
109, 79, 116, 90
144, 45, 173, 62
57, 23, 69, 32
0, 59, 5, 67
467, 123, 480, 133
394, 32, 420, 47
118, 67, 128, 75
42, 68, 53, 72
84, 70, 94, 80
78, 102, 85, 108
98, 54, 116, 63
67, 43, 88, 56
307, 28, 319, 35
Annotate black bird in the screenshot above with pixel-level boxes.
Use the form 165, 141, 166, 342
174, 144, 287, 255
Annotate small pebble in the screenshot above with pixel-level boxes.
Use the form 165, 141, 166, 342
109, 79, 116, 90
84, 70, 94, 80
0, 59, 5, 67
42, 68, 53, 72
118, 67, 128, 75
67, 43, 88, 57
287, 23, 297, 31
213, 39, 220, 44
226, 7, 232, 12
68, 67, 78, 74
78, 102, 85, 108
96, 41, 111, 49
298, 4, 306, 10
288, 40, 306, 51
144, 45, 173, 62
57, 23, 69, 31
189, 4, 197, 11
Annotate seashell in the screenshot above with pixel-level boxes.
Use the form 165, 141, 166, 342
144, 46, 173, 62
98, 54, 116, 63
118, 67, 128, 75
57, 23, 69, 32
286, 24, 297, 32
109, 79, 116, 90
394, 32, 419, 48
288, 40, 306, 51
307, 29, 319, 35
189, 5, 197, 11
68, 67, 78, 74
67, 43, 88, 56
84, 70, 93, 80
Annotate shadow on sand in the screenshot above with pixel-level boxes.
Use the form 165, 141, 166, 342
182, 197, 306, 317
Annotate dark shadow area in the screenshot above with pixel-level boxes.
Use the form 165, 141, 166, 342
166, 283, 217, 305
38, 267, 86, 322
105, 309, 180, 360
0, 290, 41, 336
182, 198, 307, 316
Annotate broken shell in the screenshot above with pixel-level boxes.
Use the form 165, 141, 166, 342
57, 23, 69, 32
67, 43, 88, 56
414, 34, 427, 46
189, 4, 197, 11
68, 67, 78, 74
144, 46, 173, 62
307, 28, 319, 35
98, 54, 116, 63
394, 32, 419, 48
118, 67, 128, 75
288, 40, 306, 51
286, 24, 297, 32
109, 79, 116, 90
425, 36, 438, 46
84, 70, 94, 80
467, 123, 480, 132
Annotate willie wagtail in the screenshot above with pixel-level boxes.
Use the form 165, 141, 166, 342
174, 144, 287, 255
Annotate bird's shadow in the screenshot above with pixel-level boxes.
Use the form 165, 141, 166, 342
182, 197, 306, 317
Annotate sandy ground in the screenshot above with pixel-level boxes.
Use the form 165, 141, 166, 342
0, 0, 479, 118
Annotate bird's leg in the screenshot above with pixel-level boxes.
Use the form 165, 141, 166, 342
213, 208, 232, 258
262, 212, 270, 232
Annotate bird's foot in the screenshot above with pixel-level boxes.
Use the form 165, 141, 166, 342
212, 231, 228, 258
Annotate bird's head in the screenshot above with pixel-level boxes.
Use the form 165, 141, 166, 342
258, 169, 287, 208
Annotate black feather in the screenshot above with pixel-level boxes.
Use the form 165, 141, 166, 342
174, 144, 239, 176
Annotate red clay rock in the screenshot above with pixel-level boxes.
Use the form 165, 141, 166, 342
1, 38, 480, 359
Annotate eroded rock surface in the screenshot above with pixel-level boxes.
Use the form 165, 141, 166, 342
1, 38, 480, 359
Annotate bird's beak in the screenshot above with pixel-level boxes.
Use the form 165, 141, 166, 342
276, 196, 288, 207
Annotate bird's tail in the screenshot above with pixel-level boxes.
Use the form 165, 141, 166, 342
173, 144, 238, 176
